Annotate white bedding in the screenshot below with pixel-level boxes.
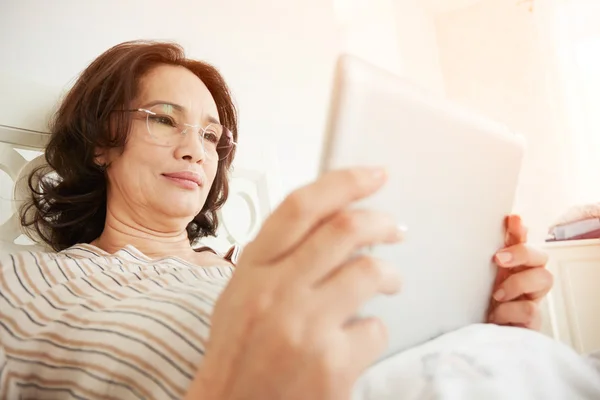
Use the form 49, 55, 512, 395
353, 324, 600, 400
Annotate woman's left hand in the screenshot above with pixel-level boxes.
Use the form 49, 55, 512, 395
487, 215, 552, 331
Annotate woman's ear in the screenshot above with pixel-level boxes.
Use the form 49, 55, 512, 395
94, 148, 109, 169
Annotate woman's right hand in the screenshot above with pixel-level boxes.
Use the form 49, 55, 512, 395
185, 167, 404, 400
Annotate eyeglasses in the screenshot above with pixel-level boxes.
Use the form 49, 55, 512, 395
124, 107, 236, 161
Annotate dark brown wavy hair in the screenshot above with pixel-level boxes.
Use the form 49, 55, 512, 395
20, 40, 238, 251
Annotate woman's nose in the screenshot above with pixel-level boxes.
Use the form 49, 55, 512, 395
176, 128, 206, 163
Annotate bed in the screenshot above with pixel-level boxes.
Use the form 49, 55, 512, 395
2, 120, 600, 400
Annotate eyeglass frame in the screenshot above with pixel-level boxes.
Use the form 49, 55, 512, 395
121, 108, 237, 161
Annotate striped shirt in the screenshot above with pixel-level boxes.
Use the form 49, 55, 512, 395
0, 243, 235, 400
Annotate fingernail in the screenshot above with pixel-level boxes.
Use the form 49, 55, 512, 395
370, 167, 387, 181
496, 252, 512, 265
389, 224, 408, 242
381, 264, 400, 280
380, 265, 402, 293
396, 224, 408, 238
493, 288, 506, 301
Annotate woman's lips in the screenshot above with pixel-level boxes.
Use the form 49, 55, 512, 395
162, 171, 204, 190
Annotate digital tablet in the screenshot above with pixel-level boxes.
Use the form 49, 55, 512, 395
320, 55, 525, 360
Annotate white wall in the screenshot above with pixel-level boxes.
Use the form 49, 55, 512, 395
0, 0, 340, 205
422, 0, 484, 14
537, 0, 600, 205
0, 0, 445, 207
335, 0, 402, 74
393, 0, 445, 95
435, 0, 571, 241
336, 0, 445, 95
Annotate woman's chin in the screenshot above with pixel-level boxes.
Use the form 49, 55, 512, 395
157, 197, 205, 220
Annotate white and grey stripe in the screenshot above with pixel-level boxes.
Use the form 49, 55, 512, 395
0, 244, 234, 400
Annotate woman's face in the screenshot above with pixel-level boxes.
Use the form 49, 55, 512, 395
103, 65, 221, 230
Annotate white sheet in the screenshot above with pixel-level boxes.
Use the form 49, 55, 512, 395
353, 324, 600, 400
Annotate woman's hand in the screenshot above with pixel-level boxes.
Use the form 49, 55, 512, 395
186, 167, 404, 400
488, 215, 552, 331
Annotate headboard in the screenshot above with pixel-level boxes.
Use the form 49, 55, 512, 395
0, 124, 270, 255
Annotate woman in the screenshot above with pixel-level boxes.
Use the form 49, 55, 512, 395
0, 41, 554, 399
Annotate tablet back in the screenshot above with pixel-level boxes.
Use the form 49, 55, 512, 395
321, 55, 525, 359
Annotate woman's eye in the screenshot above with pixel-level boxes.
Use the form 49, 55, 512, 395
150, 115, 176, 127
204, 130, 220, 144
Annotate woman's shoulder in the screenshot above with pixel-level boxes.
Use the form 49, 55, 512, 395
0, 242, 233, 305
0, 245, 66, 270
1, 242, 105, 261
0, 242, 236, 286
0, 243, 110, 275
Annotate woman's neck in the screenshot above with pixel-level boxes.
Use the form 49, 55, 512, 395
92, 207, 197, 261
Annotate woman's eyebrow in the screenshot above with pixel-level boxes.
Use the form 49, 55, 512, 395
142, 100, 220, 123
142, 100, 184, 111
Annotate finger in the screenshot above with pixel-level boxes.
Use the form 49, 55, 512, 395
489, 300, 542, 330
344, 317, 389, 373
493, 215, 528, 290
285, 209, 405, 283
319, 256, 401, 321
505, 215, 528, 247
492, 267, 553, 302
242, 167, 387, 265
494, 243, 549, 269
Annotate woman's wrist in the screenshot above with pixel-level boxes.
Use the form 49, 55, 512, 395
185, 367, 226, 400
